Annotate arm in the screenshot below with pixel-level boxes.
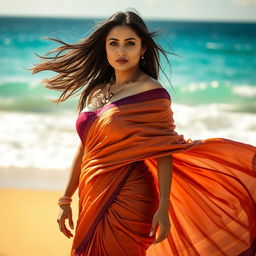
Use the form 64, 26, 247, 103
150, 155, 173, 241
57, 142, 85, 239
157, 155, 173, 209
62, 142, 85, 197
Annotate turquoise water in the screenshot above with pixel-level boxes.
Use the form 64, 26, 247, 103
0, 17, 256, 113
1, 16, 256, 173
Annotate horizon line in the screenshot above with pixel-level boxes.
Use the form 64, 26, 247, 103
0, 14, 256, 24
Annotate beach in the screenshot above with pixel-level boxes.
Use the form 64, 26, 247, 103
0, 187, 79, 256
0, 16, 255, 255
0, 103, 255, 255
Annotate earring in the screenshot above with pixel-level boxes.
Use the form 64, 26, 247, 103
140, 55, 145, 65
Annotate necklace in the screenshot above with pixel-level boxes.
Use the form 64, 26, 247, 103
101, 71, 143, 105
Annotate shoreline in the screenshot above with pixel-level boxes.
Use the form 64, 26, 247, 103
0, 166, 69, 190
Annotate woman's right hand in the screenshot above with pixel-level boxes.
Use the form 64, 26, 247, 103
57, 204, 74, 239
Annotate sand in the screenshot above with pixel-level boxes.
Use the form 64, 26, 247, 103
0, 188, 79, 256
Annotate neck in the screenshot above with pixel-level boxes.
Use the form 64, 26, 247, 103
112, 67, 142, 90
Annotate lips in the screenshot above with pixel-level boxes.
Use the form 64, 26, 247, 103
116, 58, 128, 63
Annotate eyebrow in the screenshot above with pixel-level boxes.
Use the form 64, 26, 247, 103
107, 37, 137, 41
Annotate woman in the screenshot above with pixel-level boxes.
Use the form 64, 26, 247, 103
29, 9, 256, 256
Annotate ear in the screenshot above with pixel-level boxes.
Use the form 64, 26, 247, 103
141, 46, 147, 56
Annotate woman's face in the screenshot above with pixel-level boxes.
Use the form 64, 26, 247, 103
105, 25, 146, 71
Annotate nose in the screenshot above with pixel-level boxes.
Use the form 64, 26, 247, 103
117, 46, 127, 55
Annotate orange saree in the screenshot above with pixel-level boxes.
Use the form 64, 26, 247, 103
70, 87, 256, 256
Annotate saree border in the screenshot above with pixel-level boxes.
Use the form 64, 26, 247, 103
76, 87, 171, 145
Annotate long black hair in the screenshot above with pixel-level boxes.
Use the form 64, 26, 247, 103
28, 8, 176, 113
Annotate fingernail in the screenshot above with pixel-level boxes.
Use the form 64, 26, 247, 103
149, 232, 153, 236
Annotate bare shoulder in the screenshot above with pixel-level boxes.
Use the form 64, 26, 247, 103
139, 75, 171, 100
140, 75, 164, 91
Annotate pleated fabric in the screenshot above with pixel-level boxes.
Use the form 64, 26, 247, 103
70, 87, 256, 256
74, 161, 159, 256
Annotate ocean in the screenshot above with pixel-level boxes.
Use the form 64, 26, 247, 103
0, 16, 255, 186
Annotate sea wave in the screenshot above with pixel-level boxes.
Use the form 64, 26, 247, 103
175, 81, 256, 113
0, 104, 255, 170
205, 42, 256, 54
1, 79, 256, 113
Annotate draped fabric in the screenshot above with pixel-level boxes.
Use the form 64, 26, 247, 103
70, 87, 256, 256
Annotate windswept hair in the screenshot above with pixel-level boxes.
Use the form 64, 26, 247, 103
27, 8, 176, 113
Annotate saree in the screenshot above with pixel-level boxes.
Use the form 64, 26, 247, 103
70, 87, 256, 256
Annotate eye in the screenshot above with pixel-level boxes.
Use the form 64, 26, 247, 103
109, 41, 135, 46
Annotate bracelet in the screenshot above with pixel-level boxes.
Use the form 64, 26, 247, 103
58, 196, 72, 206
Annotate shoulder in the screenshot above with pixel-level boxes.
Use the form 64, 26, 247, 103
140, 75, 171, 101
140, 75, 164, 91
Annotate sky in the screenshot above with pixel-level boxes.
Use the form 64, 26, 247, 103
0, 0, 256, 22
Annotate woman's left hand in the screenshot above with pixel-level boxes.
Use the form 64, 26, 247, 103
149, 206, 171, 244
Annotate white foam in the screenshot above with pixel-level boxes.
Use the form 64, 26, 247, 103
172, 103, 256, 145
0, 110, 80, 171
206, 42, 223, 50
0, 76, 43, 86
232, 85, 256, 98
0, 105, 255, 172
